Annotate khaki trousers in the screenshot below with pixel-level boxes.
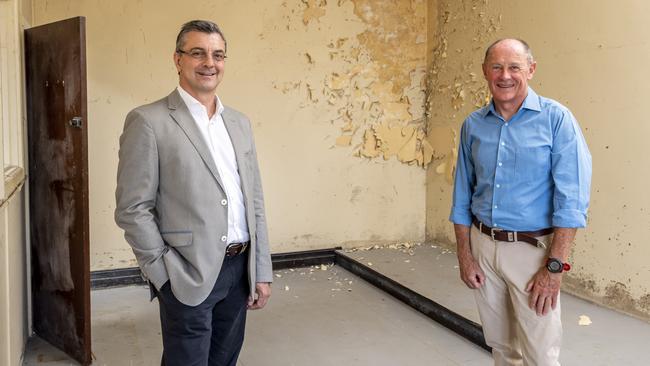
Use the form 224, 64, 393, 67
470, 225, 562, 366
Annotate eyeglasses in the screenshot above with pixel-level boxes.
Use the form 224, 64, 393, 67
177, 49, 227, 62
487, 64, 526, 74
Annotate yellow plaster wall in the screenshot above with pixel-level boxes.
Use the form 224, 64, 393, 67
425, 0, 650, 319
32, 0, 428, 270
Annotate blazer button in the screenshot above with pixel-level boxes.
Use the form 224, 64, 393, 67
221, 235, 227, 242
221, 199, 227, 206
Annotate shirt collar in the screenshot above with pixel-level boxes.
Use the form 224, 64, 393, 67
481, 87, 541, 118
521, 87, 541, 112
176, 86, 224, 117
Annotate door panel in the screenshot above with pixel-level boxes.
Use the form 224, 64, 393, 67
25, 16, 91, 366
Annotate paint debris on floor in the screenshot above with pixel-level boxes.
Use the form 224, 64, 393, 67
23, 261, 491, 366
342, 244, 650, 365
22, 244, 650, 366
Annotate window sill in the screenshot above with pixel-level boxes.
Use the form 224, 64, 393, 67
1, 165, 25, 208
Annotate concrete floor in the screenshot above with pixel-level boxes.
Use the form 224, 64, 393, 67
344, 243, 650, 365
23, 263, 491, 366
23, 244, 650, 365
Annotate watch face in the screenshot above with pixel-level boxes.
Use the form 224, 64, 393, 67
547, 258, 563, 273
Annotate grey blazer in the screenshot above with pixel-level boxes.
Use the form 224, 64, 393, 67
115, 89, 272, 306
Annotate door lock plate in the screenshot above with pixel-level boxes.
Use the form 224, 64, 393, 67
69, 117, 83, 128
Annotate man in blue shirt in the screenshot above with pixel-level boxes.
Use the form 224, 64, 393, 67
450, 38, 591, 365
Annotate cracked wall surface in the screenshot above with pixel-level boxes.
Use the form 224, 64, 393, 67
425, 0, 650, 320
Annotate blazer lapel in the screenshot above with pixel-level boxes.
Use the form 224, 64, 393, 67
221, 108, 251, 207
167, 90, 225, 192
221, 108, 248, 171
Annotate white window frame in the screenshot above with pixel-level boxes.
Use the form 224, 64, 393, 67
0, 0, 26, 205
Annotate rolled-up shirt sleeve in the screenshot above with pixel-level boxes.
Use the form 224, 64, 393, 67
551, 109, 592, 228
449, 120, 475, 226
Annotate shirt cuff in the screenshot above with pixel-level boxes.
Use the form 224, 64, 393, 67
449, 208, 473, 226
256, 271, 274, 283
552, 209, 587, 228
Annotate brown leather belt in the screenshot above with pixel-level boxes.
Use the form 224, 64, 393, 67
225, 242, 249, 257
472, 218, 553, 249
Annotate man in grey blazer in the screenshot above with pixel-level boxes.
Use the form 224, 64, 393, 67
115, 20, 272, 366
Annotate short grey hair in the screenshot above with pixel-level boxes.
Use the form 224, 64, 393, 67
175, 20, 227, 52
484, 38, 533, 64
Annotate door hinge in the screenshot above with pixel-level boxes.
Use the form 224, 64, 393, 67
69, 117, 83, 128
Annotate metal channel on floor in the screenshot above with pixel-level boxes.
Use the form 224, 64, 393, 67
91, 247, 490, 352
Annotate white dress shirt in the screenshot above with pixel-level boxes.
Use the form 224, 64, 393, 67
177, 86, 250, 244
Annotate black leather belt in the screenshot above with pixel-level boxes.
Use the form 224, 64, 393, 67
225, 242, 249, 256
472, 218, 553, 249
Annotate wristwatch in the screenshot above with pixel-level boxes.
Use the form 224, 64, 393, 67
546, 257, 571, 273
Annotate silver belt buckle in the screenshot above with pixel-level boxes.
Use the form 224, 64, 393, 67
536, 240, 547, 249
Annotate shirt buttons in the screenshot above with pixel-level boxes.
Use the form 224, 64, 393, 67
221, 235, 227, 242
501, 142, 505, 146
494, 223, 498, 227
498, 162, 503, 167
496, 184, 501, 188
221, 199, 228, 206
494, 205, 498, 209
505, 123, 509, 126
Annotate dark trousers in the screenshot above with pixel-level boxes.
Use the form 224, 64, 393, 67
156, 253, 249, 366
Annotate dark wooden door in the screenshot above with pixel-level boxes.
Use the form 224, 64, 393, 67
25, 17, 91, 366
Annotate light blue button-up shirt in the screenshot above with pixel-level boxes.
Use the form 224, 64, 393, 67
449, 88, 592, 231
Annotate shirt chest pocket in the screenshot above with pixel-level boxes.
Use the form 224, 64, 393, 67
515, 146, 551, 182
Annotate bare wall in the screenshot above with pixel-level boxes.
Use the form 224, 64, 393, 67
425, 0, 650, 319
32, 0, 429, 270
0, 0, 31, 363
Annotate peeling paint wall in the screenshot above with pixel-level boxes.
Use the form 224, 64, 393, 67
32, 0, 428, 269
300, 0, 432, 166
425, 0, 650, 320
424, 0, 498, 246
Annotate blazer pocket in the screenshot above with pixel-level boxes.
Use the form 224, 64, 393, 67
161, 231, 193, 247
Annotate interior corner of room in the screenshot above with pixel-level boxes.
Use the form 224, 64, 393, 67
2, 0, 650, 365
